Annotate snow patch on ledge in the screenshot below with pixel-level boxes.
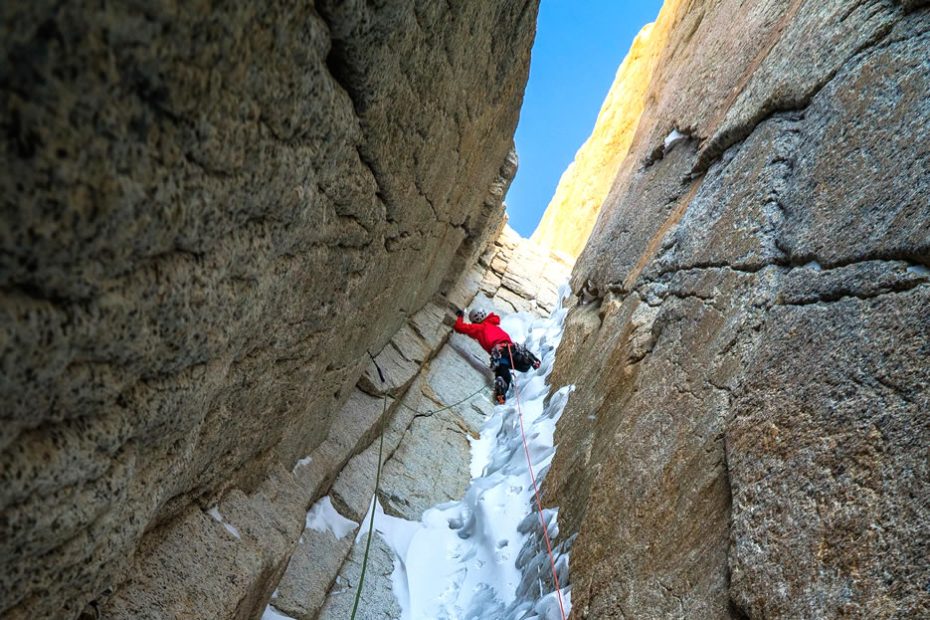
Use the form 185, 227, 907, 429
306, 495, 358, 540
292, 455, 313, 473
663, 128, 688, 154
261, 604, 297, 620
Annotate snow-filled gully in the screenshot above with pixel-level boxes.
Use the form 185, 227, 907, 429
267, 292, 574, 620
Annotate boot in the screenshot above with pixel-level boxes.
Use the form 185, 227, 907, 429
493, 377, 507, 404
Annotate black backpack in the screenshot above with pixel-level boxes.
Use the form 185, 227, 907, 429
509, 343, 538, 372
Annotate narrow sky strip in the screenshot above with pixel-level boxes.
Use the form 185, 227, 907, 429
506, 1, 664, 237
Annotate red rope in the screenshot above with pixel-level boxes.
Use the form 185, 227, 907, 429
507, 346, 567, 620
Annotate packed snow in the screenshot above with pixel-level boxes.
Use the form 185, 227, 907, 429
292, 455, 313, 473
305, 495, 358, 541
261, 604, 296, 620
359, 287, 574, 619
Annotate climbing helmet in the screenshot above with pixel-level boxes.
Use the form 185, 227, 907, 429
469, 308, 488, 323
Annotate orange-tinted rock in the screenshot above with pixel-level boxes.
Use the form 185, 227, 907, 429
530, 4, 678, 259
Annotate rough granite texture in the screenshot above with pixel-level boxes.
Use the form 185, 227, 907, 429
0, 1, 539, 617
545, 1, 929, 618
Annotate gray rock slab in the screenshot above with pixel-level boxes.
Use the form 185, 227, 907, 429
0, 0, 538, 614
494, 286, 536, 314
408, 302, 452, 352
380, 409, 475, 520
102, 468, 305, 620
446, 264, 486, 310
545, 6, 930, 618
422, 339, 493, 415
728, 287, 930, 618
317, 537, 402, 620
358, 325, 431, 397
328, 378, 427, 523
273, 527, 355, 620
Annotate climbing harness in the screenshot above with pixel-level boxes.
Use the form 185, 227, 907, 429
508, 346, 568, 620
492, 341, 539, 373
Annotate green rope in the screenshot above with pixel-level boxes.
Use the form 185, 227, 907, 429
399, 385, 488, 418
350, 394, 386, 620
349, 354, 488, 618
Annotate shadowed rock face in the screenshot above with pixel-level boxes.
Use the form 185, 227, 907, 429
546, 1, 929, 618
0, 1, 539, 617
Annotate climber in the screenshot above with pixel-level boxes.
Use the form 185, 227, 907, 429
454, 307, 541, 404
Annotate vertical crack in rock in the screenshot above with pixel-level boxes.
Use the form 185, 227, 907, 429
266, 230, 572, 620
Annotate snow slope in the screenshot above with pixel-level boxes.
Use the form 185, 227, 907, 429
359, 288, 574, 619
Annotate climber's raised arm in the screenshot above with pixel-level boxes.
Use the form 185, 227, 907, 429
453, 310, 482, 337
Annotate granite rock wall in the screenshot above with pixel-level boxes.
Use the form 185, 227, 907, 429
0, 1, 539, 617
544, 1, 930, 618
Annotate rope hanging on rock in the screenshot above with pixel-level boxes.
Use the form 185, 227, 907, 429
351, 354, 485, 619
508, 346, 567, 620
367, 349, 488, 418
400, 386, 486, 418
350, 357, 388, 620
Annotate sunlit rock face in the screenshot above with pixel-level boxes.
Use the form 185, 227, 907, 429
545, 0, 929, 618
530, 0, 684, 260
0, 1, 539, 618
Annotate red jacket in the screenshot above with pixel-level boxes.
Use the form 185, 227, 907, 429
454, 313, 512, 353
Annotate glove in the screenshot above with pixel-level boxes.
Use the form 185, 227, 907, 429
456, 309, 464, 318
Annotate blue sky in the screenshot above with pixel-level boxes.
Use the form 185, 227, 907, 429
506, 1, 664, 237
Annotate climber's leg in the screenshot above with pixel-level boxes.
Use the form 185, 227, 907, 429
493, 354, 512, 404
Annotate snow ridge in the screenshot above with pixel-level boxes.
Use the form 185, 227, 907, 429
207, 506, 241, 540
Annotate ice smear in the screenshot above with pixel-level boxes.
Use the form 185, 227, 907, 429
305, 495, 358, 540
368, 285, 574, 619
292, 455, 313, 473
906, 264, 930, 276
207, 506, 241, 540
